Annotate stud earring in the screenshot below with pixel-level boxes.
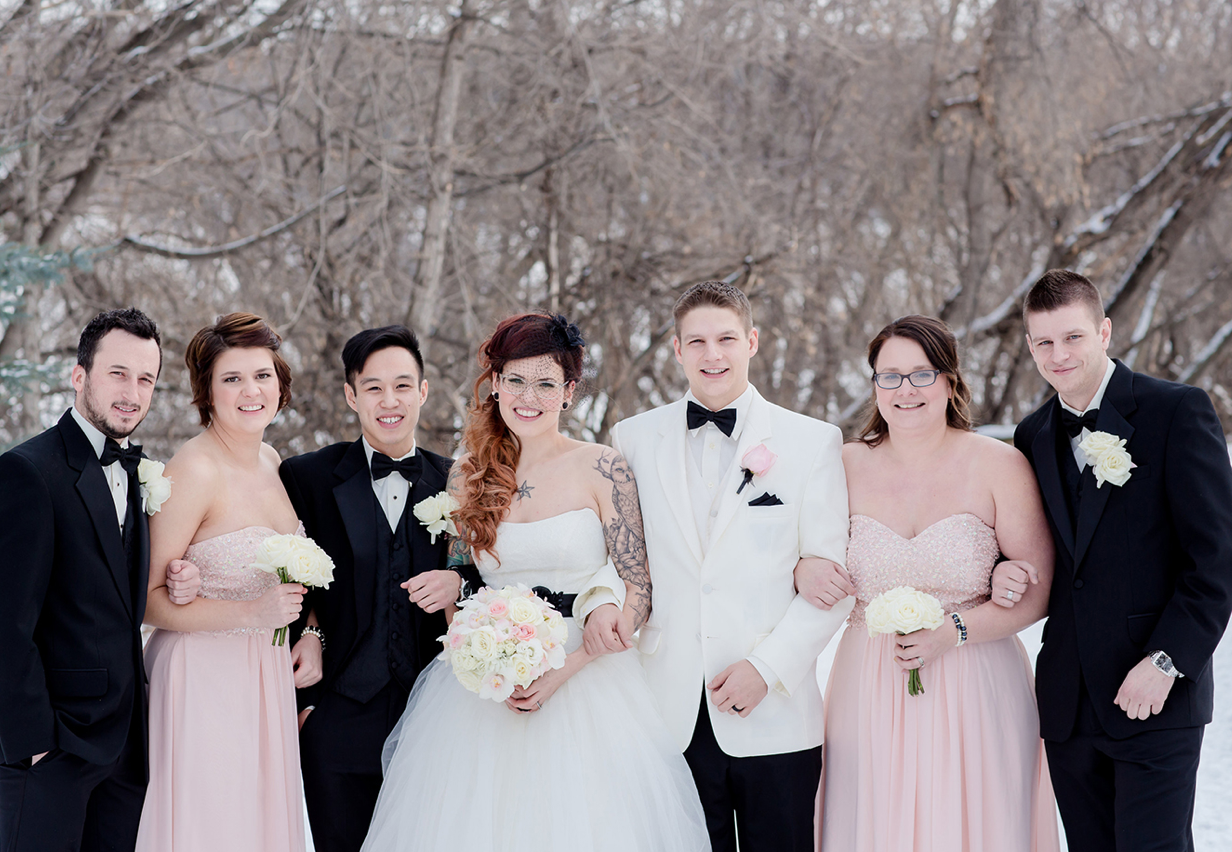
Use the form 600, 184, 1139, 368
562, 400, 570, 410
492, 391, 500, 401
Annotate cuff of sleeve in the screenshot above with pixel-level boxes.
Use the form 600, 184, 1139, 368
572, 560, 627, 622
747, 654, 787, 697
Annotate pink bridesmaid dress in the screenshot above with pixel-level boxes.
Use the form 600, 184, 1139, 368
136, 525, 306, 852
820, 513, 1060, 852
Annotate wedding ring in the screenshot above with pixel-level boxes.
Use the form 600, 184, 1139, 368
732, 706, 744, 712
916, 656, 924, 668
1005, 590, 1014, 601
536, 700, 542, 709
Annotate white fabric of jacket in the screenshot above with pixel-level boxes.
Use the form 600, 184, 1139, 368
611, 387, 853, 757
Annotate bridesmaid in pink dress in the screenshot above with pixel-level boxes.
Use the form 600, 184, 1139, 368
802, 316, 1061, 852
138, 313, 311, 852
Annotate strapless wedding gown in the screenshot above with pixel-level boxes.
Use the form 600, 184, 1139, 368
820, 513, 1059, 852
361, 508, 710, 852
136, 526, 306, 852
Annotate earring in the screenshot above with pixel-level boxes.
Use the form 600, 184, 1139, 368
562, 400, 570, 410
492, 392, 500, 401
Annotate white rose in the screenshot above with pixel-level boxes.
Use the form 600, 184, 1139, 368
412, 492, 460, 544
1079, 430, 1121, 458
136, 459, 172, 515
254, 534, 298, 571
468, 627, 499, 662
509, 654, 536, 687
280, 538, 335, 588
455, 669, 483, 694
864, 596, 894, 638
451, 649, 481, 673
1081, 431, 1136, 488
866, 586, 944, 636
520, 639, 544, 666
507, 595, 539, 625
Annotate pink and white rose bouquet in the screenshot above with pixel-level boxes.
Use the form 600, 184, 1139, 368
442, 584, 569, 702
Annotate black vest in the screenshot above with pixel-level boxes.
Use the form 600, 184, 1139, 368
333, 492, 420, 702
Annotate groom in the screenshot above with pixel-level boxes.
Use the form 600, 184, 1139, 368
1007, 270, 1232, 851
611, 281, 852, 852
281, 326, 482, 852
0, 308, 199, 852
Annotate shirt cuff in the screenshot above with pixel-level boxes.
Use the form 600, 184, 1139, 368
747, 654, 785, 696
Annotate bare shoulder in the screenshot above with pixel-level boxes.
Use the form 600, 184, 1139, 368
164, 434, 221, 486
259, 442, 283, 471
841, 439, 874, 470
962, 431, 1034, 481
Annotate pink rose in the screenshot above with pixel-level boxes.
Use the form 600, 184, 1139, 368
741, 443, 777, 476
514, 623, 537, 641
487, 598, 509, 618
448, 631, 466, 650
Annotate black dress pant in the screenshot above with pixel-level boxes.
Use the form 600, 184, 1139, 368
1045, 685, 1204, 852
300, 681, 410, 852
0, 731, 145, 852
683, 693, 821, 852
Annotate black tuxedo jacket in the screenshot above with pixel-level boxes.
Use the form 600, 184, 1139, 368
280, 439, 462, 709
0, 410, 149, 767
1016, 361, 1232, 741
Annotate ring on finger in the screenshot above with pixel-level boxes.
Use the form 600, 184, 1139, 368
917, 656, 924, 669
1005, 590, 1014, 601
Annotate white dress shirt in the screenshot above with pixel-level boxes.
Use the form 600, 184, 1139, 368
362, 437, 416, 531
685, 385, 754, 550
71, 406, 129, 529
1061, 357, 1117, 471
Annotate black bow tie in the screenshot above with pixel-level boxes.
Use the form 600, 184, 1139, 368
371, 451, 422, 482
686, 401, 737, 437
1061, 408, 1099, 438
100, 439, 142, 475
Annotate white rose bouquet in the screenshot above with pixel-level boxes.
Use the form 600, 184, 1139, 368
865, 585, 946, 696
442, 584, 569, 702
251, 534, 336, 646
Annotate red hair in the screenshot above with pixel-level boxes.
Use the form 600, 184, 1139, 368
454, 313, 584, 563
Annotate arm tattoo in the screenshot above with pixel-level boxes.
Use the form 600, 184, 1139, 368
594, 451, 652, 629
516, 480, 534, 501
445, 463, 475, 569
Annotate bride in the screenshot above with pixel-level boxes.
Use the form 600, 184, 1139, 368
361, 312, 709, 851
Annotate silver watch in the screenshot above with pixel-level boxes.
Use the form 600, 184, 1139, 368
1148, 649, 1183, 678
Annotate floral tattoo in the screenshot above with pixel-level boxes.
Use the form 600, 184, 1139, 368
594, 450, 652, 629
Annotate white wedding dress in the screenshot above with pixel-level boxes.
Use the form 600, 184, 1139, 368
360, 508, 710, 852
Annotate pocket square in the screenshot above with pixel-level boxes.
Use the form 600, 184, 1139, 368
748, 492, 784, 507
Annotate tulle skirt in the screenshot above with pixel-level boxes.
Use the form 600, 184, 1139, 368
362, 646, 710, 852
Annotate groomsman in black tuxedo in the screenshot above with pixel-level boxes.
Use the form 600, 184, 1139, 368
0, 308, 200, 852
1005, 270, 1232, 852
281, 326, 481, 852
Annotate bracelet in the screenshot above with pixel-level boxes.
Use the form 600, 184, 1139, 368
950, 612, 967, 647
301, 625, 326, 653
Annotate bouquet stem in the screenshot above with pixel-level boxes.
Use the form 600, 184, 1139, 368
272, 567, 291, 647
908, 668, 924, 696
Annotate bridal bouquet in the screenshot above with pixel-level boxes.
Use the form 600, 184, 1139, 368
251, 534, 336, 646
865, 585, 946, 696
442, 585, 569, 702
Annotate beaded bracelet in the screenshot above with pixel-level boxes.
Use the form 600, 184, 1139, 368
301, 624, 326, 653
950, 612, 967, 647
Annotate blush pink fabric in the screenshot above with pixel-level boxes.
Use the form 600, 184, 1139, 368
819, 513, 1060, 852
136, 525, 306, 852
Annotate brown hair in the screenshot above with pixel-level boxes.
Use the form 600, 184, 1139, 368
672, 280, 754, 337
454, 312, 585, 563
857, 315, 973, 447
1022, 269, 1105, 330
185, 312, 293, 427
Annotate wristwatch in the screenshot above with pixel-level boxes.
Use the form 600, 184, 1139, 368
448, 566, 473, 603
1148, 649, 1184, 678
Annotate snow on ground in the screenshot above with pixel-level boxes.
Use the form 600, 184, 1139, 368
815, 620, 1232, 850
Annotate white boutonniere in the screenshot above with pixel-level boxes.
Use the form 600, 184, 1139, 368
1079, 431, 1136, 488
413, 491, 460, 544
136, 458, 172, 515
736, 443, 778, 494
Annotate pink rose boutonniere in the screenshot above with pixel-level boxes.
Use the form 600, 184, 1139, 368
736, 443, 778, 494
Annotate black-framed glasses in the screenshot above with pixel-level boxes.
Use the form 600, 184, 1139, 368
497, 374, 569, 401
873, 370, 943, 390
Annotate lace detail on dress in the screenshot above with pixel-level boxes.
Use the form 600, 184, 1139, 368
183, 523, 306, 636
846, 513, 999, 630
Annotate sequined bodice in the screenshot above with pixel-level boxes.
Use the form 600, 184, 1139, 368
846, 513, 998, 629
474, 508, 608, 593
185, 523, 306, 603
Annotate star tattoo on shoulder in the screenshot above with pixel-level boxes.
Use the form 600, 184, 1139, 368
516, 480, 534, 501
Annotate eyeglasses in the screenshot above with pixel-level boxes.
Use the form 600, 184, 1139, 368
497, 374, 570, 401
872, 370, 943, 390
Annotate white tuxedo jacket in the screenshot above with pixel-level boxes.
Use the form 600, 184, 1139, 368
611, 388, 852, 757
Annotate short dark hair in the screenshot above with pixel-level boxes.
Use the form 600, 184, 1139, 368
341, 326, 425, 387
858, 315, 973, 447
1023, 269, 1105, 329
77, 307, 162, 374
673, 281, 754, 337
184, 312, 293, 427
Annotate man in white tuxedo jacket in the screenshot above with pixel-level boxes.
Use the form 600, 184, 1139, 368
610, 281, 852, 852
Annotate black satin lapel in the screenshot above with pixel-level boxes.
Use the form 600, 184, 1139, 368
1073, 404, 1134, 570
335, 470, 378, 637
132, 485, 151, 622
1032, 411, 1075, 556
76, 466, 133, 620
